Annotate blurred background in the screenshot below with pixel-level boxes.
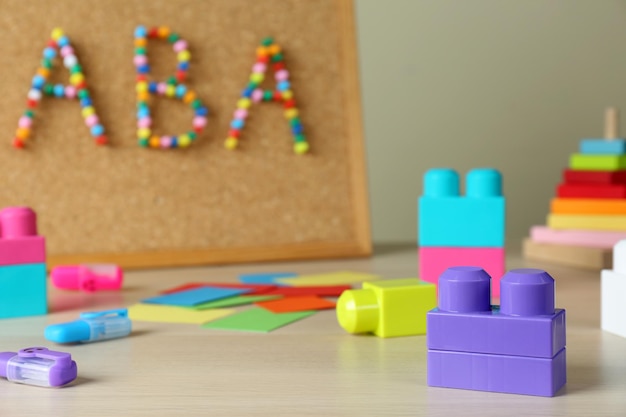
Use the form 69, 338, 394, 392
356, 0, 626, 246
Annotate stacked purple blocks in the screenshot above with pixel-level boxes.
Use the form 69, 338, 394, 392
427, 266, 567, 397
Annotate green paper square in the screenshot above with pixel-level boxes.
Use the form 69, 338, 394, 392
202, 308, 315, 332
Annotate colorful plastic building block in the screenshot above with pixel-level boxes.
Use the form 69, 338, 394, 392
418, 168, 505, 247
556, 184, 626, 199
601, 240, 626, 338
0, 207, 45, 266
336, 278, 436, 337
0, 207, 47, 319
418, 168, 506, 297
427, 266, 567, 397
418, 247, 505, 296
0, 264, 47, 319
547, 214, 626, 231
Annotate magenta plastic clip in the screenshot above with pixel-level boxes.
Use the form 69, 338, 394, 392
0, 347, 77, 387
51, 264, 123, 292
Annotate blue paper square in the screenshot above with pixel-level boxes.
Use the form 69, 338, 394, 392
143, 287, 250, 307
238, 272, 297, 285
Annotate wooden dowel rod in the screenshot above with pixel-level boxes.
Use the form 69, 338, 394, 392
605, 107, 619, 140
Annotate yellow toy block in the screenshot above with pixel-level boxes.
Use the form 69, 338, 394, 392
547, 214, 626, 231
336, 278, 436, 338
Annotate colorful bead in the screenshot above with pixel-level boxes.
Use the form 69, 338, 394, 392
18, 116, 32, 128
52, 84, 65, 98
85, 114, 99, 127
231, 119, 244, 129
137, 117, 152, 128
43, 84, 54, 95
251, 89, 264, 103
252, 63, 267, 73
192, 116, 207, 129
32, 75, 45, 89
275, 69, 289, 81
27, 89, 42, 101
160, 136, 172, 148
293, 141, 309, 155
237, 98, 251, 109
91, 124, 105, 136
224, 137, 238, 150
12, 28, 106, 148
134, 26, 208, 149
43, 47, 56, 60
57, 36, 70, 48
157, 26, 170, 38
195, 107, 208, 116
234, 109, 248, 120
81, 106, 95, 118
178, 134, 191, 148
284, 108, 298, 119
149, 136, 160, 148
51, 28, 64, 41
63, 54, 78, 69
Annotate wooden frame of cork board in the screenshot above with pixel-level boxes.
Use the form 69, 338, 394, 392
0, 0, 371, 269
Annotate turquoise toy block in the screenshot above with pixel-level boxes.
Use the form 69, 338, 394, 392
580, 139, 626, 155
0, 263, 47, 319
418, 168, 505, 247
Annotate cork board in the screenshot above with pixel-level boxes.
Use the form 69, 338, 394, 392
0, 0, 370, 269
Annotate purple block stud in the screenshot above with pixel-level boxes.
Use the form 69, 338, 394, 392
438, 266, 491, 313
500, 268, 555, 316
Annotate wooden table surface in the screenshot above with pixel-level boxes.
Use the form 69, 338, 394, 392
0, 244, 624, 417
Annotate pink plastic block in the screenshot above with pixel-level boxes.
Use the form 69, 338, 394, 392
0, 207, 46, 266
418, 247, 505, 297
530, 225, 626, 249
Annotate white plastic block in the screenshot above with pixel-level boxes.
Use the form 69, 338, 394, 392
601, 269, 626, 338
613, 240, 626, 274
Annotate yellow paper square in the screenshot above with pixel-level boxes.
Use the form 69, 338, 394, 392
128, 304, 235, 324
277, 271, 380, 287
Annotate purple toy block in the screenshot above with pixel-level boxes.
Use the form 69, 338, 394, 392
0, 207, 46, 266
427, 348, 566, 397
427, 267, 566, 358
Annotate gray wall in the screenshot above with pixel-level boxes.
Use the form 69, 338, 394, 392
356, 0, 626, 245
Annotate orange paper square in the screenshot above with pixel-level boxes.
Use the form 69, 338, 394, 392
256, 296, 336, 313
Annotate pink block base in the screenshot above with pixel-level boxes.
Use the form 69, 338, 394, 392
530, 225, 626, 249
418, 246, 505, 298
0, 237, 46, 266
